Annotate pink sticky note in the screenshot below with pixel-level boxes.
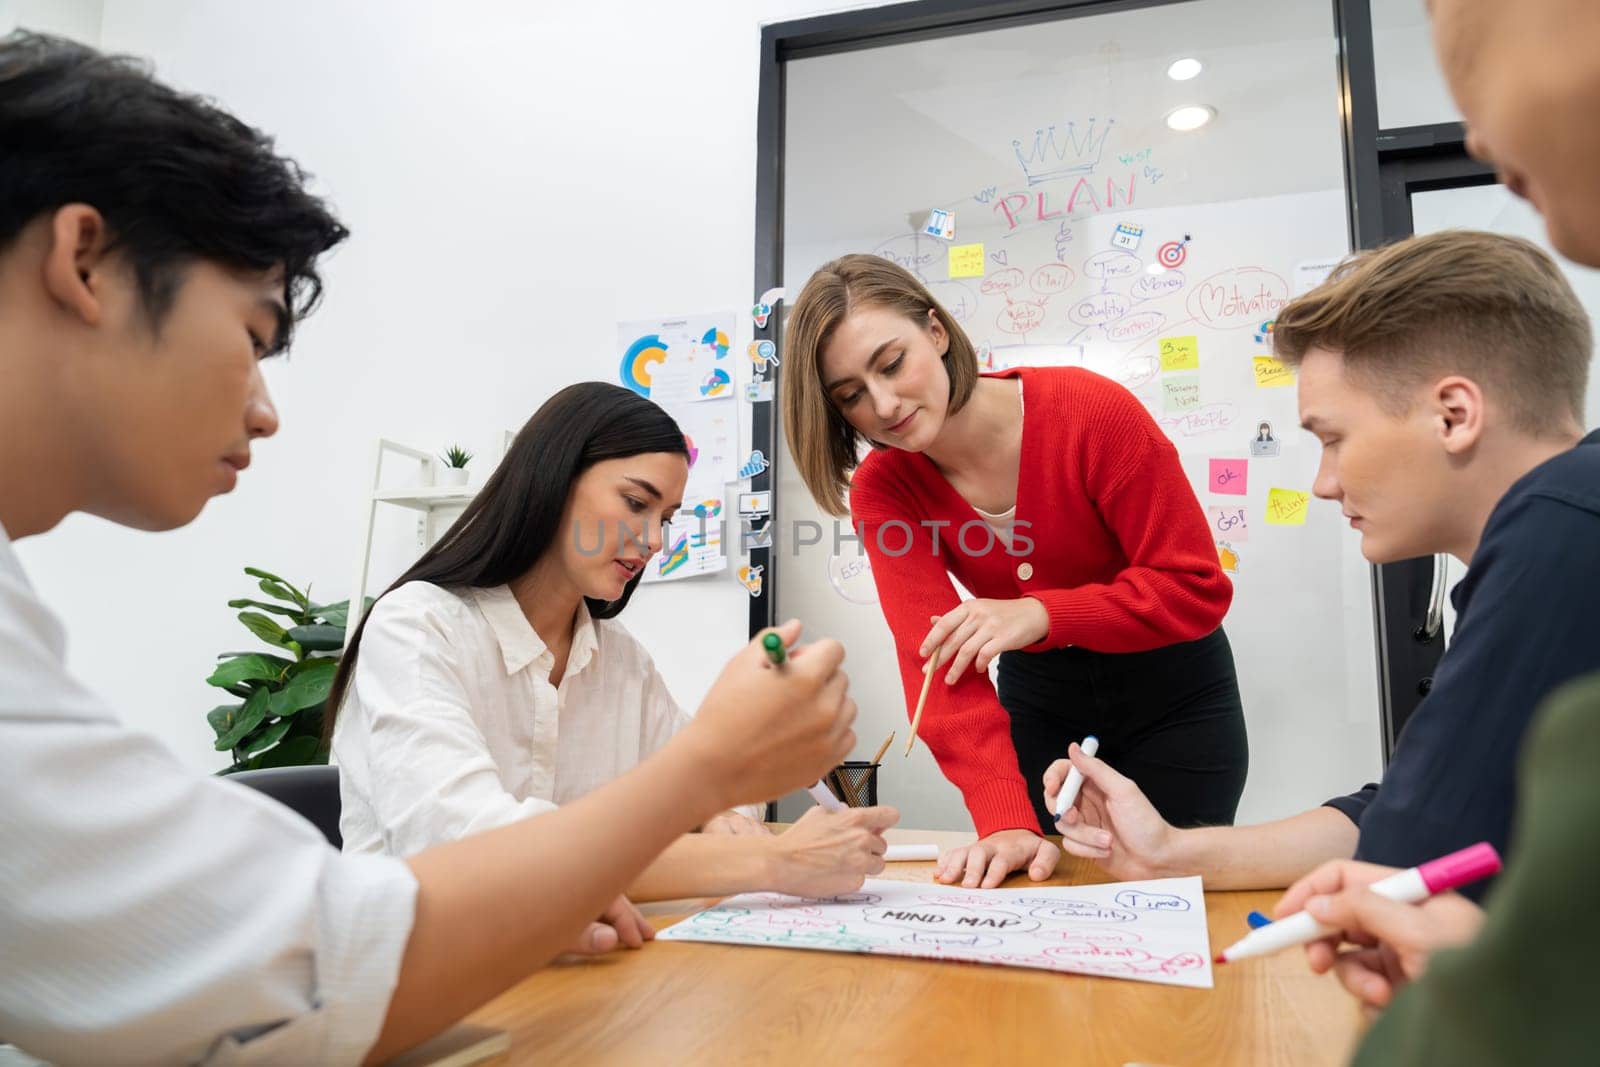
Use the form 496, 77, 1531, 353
1207, 505, 1249, 542
1209, 458, 1247, 496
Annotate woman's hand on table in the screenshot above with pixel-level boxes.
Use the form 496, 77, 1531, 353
1274, 858, 1486, 1009
935, 828, 1060, 888
763, 805, 900, 897
920, 598, 1049, 683
1044, 742, 1178, 881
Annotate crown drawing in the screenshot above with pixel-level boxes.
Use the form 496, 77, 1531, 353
1012, 118, 1115, 186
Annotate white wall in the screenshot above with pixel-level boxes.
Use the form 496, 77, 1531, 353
12, 0, 890, 773
0, 0, 101, 41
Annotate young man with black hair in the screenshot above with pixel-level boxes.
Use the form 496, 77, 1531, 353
0, 32, 883, 1064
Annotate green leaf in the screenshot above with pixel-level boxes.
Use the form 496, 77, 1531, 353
206, 703, 241, 739
238, 611, 297, 652
311, 597, 373, 628
246, 567, 307, 607
268, 658, 338, 718
207, 653, 292, 689
289, 706, 325, 739
214, 688, 270, 750
256, 578, 303, 606
239, 717, 294, 757
226, 598, 307, 622
249, 735, 324, 769
286, 623, 344, 651
223, 684, 255, 699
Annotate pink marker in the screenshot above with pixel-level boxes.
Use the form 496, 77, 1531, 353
1215, 842, 1502, 964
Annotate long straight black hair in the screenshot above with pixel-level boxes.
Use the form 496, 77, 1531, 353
324, 381, 688, 745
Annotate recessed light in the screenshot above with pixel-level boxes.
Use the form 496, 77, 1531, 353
1165, 105, 1215, 132
1167, 58, 1202, 81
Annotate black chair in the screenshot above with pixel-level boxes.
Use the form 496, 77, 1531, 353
228, 764, 343, 849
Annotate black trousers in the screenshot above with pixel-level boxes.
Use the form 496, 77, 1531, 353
997, 628, 1249, 836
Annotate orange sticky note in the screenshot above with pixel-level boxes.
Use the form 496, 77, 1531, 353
1265, 488, 1310, 526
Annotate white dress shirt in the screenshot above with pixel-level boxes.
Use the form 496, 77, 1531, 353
0, 524, 418, 1066
333, 582, 757, 857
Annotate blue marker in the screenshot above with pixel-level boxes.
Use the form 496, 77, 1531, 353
1246, 910, 1272, 929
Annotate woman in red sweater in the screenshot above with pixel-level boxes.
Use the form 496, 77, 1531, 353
782, 253, 1247, 888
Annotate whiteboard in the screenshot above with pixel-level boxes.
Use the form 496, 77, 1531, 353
774, 0, 1381, 829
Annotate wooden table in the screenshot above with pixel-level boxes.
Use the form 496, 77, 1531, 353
465, 829, 1364, 1066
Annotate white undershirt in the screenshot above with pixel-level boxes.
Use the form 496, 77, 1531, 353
972, 503, 1018, 552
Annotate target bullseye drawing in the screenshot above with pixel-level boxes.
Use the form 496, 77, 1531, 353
1157, 234, 1191, 269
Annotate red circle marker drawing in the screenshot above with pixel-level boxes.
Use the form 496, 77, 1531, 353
1157, 237, 1189, 268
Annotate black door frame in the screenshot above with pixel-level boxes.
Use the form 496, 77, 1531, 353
751, 0, 1466, 761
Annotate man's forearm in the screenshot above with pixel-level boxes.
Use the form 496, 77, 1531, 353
1168, 806, 1360, 889
368, 740, 724, 1063
627, 833, 775, 901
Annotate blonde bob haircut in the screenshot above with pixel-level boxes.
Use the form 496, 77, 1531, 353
781, 253, 981, 516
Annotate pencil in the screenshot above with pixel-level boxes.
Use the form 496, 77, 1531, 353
904, 653, 938, 756
869, 731, 895, 767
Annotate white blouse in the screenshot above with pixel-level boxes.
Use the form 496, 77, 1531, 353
333, 581, 757, 857
0, 524, 416, 1066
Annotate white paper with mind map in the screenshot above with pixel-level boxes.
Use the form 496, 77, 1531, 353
657, 875, 1213, 988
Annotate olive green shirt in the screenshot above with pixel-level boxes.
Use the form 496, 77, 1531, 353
1353, 671, 1600, 1065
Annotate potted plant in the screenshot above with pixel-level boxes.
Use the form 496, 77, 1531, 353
205, 566, 370, 773
438, 444, 473, 486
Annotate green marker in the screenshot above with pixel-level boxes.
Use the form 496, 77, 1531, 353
762, 631, 786, 666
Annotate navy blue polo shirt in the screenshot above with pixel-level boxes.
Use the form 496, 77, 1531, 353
1325, 430, 1600, 901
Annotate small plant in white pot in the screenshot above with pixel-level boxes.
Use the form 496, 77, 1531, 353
438, 444, 473, 486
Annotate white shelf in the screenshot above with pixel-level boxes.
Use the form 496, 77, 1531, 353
348, 433, 513, 648
371, 485, 477, 510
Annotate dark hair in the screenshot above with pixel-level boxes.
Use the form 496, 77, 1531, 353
0, 32, 348, 352
324, 382, 689, 744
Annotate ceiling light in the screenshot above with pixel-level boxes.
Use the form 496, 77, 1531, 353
1167, 58, 1202, 81
1165, 105, 1215, 132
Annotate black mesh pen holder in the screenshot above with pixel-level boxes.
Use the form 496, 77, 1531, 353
825, 760, 879, 808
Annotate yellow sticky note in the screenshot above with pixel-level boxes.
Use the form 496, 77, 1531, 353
1253, 356, 1297, 388
1159, 335, 1199, 371
949, 243, 985, 278
1265, 488, 1310, 526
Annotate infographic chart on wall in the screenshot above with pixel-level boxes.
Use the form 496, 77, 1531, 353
616, 312, 738, 582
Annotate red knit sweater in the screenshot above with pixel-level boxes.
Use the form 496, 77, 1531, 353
849, 366, 1232, 837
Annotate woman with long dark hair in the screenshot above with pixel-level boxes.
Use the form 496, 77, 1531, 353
328, 383, 895, 920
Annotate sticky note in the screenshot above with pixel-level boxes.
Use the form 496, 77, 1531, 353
1216, 542, 1240, 573
1253, 356, 1296, 388
1266, 488, 1310, 526
1207, 505, 1249, 541
1159, 335, 1199, 371
949, 243, 985, 277
1209, 458, 1247, 496
1162, 375, 1201, 412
